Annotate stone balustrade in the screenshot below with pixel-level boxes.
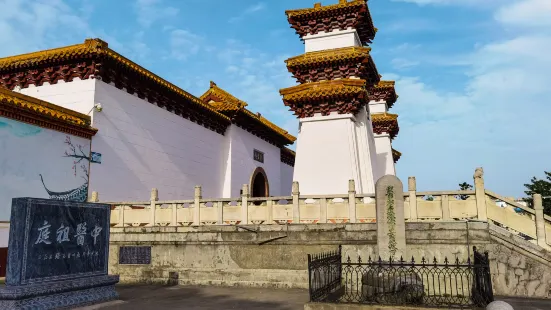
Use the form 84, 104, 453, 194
95, 171, 551, 249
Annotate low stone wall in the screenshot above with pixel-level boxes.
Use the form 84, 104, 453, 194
108, 222, 551, 298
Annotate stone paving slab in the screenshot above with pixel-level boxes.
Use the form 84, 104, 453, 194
74, 285, 551, 310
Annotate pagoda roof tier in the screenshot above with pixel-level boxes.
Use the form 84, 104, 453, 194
285, 47, 380, 85
371, 112, 399, 139
285, 0, 377, 45
368, 80, 398, 109
281, 147, 296, 167
200, 81, 296, 146
0, 87, 97, 139
392, 148, 402, 163
0, 38, 231, 135
279, 79, 369, 118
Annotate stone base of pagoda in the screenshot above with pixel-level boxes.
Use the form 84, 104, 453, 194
293, 108, 378, 195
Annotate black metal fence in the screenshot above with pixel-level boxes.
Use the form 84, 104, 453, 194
308, 246, 494, 308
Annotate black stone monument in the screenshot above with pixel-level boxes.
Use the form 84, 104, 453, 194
0, 198, 119, 309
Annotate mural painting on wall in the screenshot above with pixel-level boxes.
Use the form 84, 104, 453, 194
40, 136, 90, 202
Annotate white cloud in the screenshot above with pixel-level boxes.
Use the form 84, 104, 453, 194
391, 58, 420, 70
169, 29, 204, 61
134, 0, 179, 28
495, 0, 551, 28
229, 3, 266, 23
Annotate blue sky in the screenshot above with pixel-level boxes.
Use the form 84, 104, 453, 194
1, 0, 549, 197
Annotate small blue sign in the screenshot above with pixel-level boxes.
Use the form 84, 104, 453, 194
91, 152, 102, 164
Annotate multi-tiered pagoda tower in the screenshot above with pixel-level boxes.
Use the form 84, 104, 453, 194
280, 0, 400, 195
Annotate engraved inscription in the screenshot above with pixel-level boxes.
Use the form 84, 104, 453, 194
119, 246, 151, 265
253, 149, 264, 163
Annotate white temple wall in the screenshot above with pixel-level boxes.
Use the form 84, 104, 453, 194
0, 116, 92, 221
374, 133, 396, 177
17, 78, 97, 116
304, 29, 362, 53
224, 125, 282, 197
280, 162, 294, 196
90, 81, 226, 201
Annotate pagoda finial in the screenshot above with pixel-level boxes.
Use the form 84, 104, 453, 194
210, 81, 217, 88
314, 3, 321, 8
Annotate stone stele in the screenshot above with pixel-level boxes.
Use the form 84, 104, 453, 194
375, 175, 406, 260
0, 198, 119, 309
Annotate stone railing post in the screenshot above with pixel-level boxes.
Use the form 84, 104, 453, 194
171, 203, 177, 226
266, 198, 273, 225
217, 200, 224, 225
441, 195, 451, 220
193, 185, 201, 226
408, 177, 418, 220
148, 188, 158, 227
473, 167, 488, 221
116, 205, 125, 227
348, 180, 357, 223
319, 197, 328, 223
292, 182, 300, 223
241, 184, 249, 225
88, 191, 99, 203
534, 194, 547, 248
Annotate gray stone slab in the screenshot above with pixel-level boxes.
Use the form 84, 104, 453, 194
375, 175, 406, 260
0, 198, 119, 309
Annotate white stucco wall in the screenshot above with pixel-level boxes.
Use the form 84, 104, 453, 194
304, 29, 362, 53
374, 133, 395, 177
17, 79, 97, 116
0, 117, 92, 221
280, 162, 294, 196
368, 100, 387, 114
90, 81, 227, 201
223, 125, 283, 197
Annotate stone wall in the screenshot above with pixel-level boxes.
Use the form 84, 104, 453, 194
108, 221, 551, 298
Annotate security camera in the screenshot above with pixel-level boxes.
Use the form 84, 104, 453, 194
94, 103, 103, 112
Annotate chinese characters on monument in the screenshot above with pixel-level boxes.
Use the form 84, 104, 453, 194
34, 220, 103, 261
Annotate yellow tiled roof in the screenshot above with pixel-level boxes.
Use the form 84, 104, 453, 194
371, 112, 398, 122
285, 47, 372, 68
373, 80, 395, 89
0, 38, 230, 122
200, 81, 247, 110
0, 87, 91, 127
286, 0, 368, 19
280, 79, 367, 102
200, 82, 296, 143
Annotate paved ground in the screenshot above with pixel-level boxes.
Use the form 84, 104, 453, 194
77, 285, 551, 310
84, 285, 309, 310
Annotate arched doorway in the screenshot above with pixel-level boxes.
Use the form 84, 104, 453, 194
250, 167, 269, 198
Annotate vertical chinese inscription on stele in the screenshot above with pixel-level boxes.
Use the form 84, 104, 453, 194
17, 199, 110, 285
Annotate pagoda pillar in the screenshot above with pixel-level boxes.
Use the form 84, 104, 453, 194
282, 0, 383, 195
368, 80, 400, 181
